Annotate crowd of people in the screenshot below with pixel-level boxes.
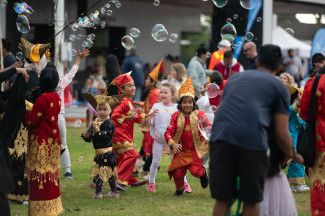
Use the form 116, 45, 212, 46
0, 36, 325, 216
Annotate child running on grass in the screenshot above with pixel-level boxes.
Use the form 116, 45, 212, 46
147, 83, 192, 193
164, 79, 211, 196
81, 94, 122, 199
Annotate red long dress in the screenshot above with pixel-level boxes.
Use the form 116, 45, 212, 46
164, 110, 211, 189
300, 76, 325, 216
25, 92, 63, 216
111, 97, 145, 186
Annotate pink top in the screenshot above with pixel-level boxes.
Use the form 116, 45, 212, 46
56, 64, 79, 114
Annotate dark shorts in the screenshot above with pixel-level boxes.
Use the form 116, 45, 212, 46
209, 140, 268, 203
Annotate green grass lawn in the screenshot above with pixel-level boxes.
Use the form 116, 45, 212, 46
11, 127, 311, 215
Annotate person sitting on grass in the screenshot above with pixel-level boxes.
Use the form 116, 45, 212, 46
164, 78, 211, 196
81, 93, 123, 199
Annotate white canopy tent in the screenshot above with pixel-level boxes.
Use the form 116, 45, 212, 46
272, 26, 311, 58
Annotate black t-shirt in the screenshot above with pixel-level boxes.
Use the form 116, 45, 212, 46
210, 69, 290, 151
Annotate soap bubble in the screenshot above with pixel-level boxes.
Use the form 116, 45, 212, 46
256, 17, 262, 22
77, 34, 84, 40
69, 34, 77, 41
71, 49, 77, 56
105, 10, 113, 16
73, 119, 82, 128
285, 28, 294, 35
244, 32, 254, 41
121, 35, 135, 49
130, 28, 141, 38
153, 0, 160, 6
206, 83, 221, 98
71, 22, 79, 31
104, 3, 111, 9
151, 24, 168, 42
13, 2, 33, 14
88, 33, 96, 40
212, 0, 228, 8
85, 40, 94, 48
220, 23, 237, 44
226, 18, 232, 23
16, 52, 24, 61
0, 0, 7, 7
16, 15, 30, 33
169, 33, 178, 43
115, 2, 121, 8
233, 14, 238, 20
100, 21, 106, 29
100, 7, 106, 14
240, 0, 261, 9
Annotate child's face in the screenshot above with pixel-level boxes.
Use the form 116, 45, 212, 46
180, 96, 194, 115
145, 77, 155, 89
279, 74, 289, 85
97, 103, 111, 119
159, 86, 173, 104
121, 81, 136, 98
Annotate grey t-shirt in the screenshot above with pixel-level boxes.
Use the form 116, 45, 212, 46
210, 70, 290, 151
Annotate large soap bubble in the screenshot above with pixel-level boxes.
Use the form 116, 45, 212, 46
240, 0, 262, 9
220, 23, 237, 44
121, 35, 135, 49
16, 15, 30, 33
151, 24, 168, 42
212, 0, 228, 8
13, 2, 33, 14
130, 28, 141, 38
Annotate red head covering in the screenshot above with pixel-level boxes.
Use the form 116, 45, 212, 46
110, 72, 134, 93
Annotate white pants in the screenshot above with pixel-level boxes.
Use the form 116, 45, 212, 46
149, 140, 188, 184
58, 113, 72, 173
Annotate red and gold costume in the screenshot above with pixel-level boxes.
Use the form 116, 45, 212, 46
111, 73, 146, 186
25, 92, 63, 216
300, 76, 325, 216
164, 79, 211, 190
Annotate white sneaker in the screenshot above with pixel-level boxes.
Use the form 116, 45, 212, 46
106, 191, 120, 199
292, 185, 310, 192
93, 193, 103, 199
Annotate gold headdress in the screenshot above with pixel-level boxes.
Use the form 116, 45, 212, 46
20, 38, 51, 63
178, 78, 195, 99
82, 93, 123, 110
287, 84, 302, 95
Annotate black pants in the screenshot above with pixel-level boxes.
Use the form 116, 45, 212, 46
94, 175, 117, 194
0, 192, 10, 216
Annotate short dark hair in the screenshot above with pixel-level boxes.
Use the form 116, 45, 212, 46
312, 53, 325, 64
2, 39, 12, 51
196, 46, 207, 57
177, 96, 197, 111
210, 71, 223, 86
40, 67, 59, 93
223, 50, 233, 59
257, 44, 283, 71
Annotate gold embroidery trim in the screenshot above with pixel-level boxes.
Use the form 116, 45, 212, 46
117, 115, 126, 124
95, 147, 113, 155
25, 137, 61, 189
7, 194, 28, 202
288, 177, 306, 185
29, 196, 64, 216
310, 151, 325, 190
113, 141, 134, 154
90, 164, 117, 182
9, 123, 28, 158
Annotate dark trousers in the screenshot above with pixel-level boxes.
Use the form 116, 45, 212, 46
0, 192, 10, 216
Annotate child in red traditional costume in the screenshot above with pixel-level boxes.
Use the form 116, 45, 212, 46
111, 72, 157, 190
81, 93, 123, 199
165, 78, 211, 196
25, 67, 63, 216
139, 60, 163, 177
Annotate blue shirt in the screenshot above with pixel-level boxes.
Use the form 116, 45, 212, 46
210, 70, 290, 150
121, 54, 144, 87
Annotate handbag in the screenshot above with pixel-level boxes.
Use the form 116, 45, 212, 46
297, 75, 321, 169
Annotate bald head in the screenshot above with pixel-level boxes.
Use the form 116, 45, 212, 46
243, 42, 257, 59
